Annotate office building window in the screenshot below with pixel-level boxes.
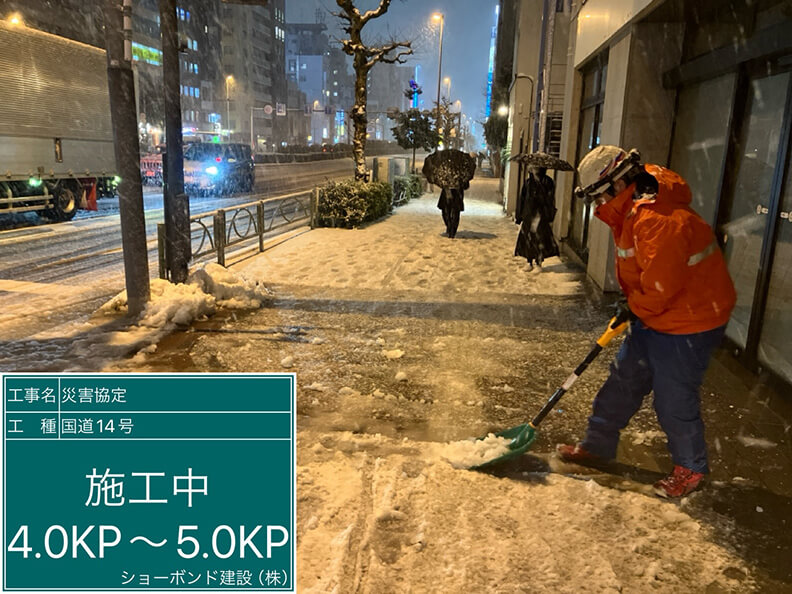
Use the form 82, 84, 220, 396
669, 74, 737, 226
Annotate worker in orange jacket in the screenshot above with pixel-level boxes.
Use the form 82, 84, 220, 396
557, 146, 736, 498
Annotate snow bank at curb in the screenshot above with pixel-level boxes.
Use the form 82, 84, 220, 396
68, 263, 269, 368
101, 279, 216, 327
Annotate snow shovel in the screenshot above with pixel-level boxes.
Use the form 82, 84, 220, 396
471, 316, 630, 470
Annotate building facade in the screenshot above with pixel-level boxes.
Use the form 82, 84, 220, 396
220, 0, 287, 150
285, 23, 356, 146
500, 0, 572, 216
285, 22, 333, 144
133, 0, 222, 149
367, 63, 413, 142
504, 0, 792, 387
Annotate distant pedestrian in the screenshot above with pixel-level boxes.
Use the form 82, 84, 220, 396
514, 167, 559, 269
476, 151, 485, 170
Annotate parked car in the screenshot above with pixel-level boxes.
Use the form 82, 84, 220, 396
183, 143, 255, 195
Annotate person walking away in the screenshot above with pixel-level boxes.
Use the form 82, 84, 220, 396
514, 167, 559, 269
438, 184, 465, 238
557, 146, 736, 498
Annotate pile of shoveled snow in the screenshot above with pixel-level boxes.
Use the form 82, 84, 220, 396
70, 264, 269, 368
439, 433, 513, 469
101, 278, 215, 327
189, 262, 270, 309
101, 262, 269, 323
297, 430, 753, 593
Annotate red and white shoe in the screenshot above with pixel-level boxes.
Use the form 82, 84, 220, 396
653, 465, 704, 498
556, 443, 604, 466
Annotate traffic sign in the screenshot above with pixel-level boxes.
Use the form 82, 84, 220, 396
3, 373, 296, 591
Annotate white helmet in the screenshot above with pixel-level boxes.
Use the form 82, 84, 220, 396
575, 146, 641, 203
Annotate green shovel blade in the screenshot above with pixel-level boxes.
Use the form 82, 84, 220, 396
470, 423, 537, 470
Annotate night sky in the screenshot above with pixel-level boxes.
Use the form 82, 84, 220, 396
287, 0, 499, 146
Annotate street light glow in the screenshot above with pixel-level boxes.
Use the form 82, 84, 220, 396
497, 104, 509, 116
8, 12, 23, 26
432, 12, 443, 21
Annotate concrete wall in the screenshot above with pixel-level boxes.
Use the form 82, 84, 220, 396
621, 22, 685, 166
553, 9, 581, 244
585, 31, 632, 292
562, 14, 685, 292
574, 0, 664, 66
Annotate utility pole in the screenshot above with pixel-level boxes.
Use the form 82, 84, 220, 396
432, 13, 445, 138
102, 0, 150, 315
159, 0, 190, 283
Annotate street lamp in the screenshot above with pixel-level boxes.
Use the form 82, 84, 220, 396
225, 75, 234, 137
432, 12, 444, 139
443, 77, 451, 100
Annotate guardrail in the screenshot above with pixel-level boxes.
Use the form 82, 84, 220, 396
157, 188, 319, 278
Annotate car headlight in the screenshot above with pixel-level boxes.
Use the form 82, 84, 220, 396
205, 166, 219, 175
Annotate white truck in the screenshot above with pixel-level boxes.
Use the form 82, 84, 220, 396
0, 19, 117, 222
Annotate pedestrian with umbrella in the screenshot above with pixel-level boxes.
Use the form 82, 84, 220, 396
422, 149, 477, 238
511, 152, 570, 269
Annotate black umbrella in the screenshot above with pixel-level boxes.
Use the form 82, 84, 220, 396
510, 151, 574, 171
422, 149, 477, 188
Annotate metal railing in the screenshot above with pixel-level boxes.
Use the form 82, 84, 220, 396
158, 188, 319, 278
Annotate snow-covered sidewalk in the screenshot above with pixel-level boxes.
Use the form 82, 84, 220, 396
97, 177, 790, 592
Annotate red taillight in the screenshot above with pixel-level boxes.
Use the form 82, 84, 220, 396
215, 157, 222, 162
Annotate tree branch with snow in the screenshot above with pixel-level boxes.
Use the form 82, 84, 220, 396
334, 0, 413, 181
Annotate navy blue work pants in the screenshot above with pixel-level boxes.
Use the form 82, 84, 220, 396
581, 321, 725, 474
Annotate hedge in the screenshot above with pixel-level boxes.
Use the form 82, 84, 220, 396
392, 174, 424, 206
317, 180, 393, 228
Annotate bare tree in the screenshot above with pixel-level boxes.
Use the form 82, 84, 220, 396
335, 0, 412, 180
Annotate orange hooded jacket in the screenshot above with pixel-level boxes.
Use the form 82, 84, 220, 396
594, 164, 736, 335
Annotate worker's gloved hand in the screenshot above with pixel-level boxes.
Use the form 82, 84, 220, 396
611, 299, 636, 329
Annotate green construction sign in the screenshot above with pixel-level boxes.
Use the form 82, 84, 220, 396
3, 373, 296, 591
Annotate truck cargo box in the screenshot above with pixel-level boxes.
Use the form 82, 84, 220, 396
0, 19, 116, 179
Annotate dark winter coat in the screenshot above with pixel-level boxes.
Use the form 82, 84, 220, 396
437, 186, 465, 212
514, 172, 559, 263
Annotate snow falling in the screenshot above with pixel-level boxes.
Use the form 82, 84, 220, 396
84, 179, 774, 592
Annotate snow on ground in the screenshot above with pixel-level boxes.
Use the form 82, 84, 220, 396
237, 186, 584, 297
0, 263, 269, 371
297, 430, 752, 593
113, 179, 772, 592
736, 434, 778, 449
4, 178, 783, 590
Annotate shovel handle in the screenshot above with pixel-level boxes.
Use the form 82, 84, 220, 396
530, 317, 630, 428
597, 317, 630, 347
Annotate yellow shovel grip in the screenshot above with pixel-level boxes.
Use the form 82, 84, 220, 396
596, 317, 630, 347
